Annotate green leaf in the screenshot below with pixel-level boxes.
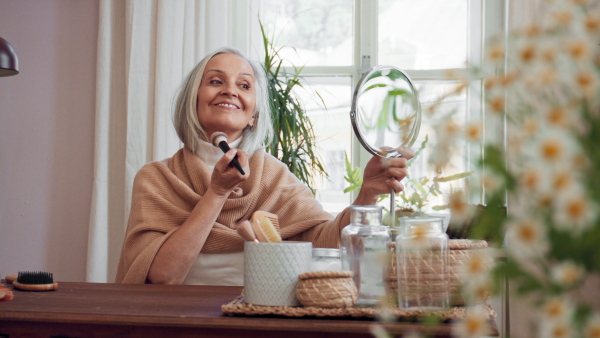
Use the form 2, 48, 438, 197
435, 171, 474, 182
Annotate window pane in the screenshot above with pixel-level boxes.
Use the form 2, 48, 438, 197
293, 76, 353, 213
262, 0, 354, 66
378, 0, 468, 70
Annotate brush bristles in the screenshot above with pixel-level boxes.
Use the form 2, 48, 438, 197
259, 217, 282, 243
210, 132, 228, 147
17, 271, 54, 285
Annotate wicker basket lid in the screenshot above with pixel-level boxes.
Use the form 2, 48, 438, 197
298, 270, 353, 280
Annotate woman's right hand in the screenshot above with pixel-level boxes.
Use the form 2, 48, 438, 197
209, 149, 249, 196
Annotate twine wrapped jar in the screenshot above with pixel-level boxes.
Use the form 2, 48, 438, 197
388, 239, 490, 306
296, 271, 358, 308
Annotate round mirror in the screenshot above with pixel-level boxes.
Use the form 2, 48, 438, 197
350, 65, 422, 227
350, 65, 421, 158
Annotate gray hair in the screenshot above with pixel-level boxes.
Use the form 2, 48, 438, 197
173, 46, 273, 154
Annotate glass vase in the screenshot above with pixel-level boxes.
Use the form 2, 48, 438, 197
395, 216, 449, 310
341, 205, 391, 306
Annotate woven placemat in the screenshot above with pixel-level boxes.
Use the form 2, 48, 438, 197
221, 295, 496, 321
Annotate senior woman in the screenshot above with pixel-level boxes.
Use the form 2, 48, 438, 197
115, 47, 413, 285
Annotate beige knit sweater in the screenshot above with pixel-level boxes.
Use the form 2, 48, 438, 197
115, 147, 350, 284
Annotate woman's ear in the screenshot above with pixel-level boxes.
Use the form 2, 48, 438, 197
248, 114, 256, 127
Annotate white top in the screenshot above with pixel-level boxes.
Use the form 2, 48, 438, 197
182, 137, 245, 286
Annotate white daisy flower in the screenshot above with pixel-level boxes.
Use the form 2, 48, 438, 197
550, 168, 577, 192
541, 297, 574, 321
583, 314, 600, 338
451, 307, 490, 338
553, 191, 596, 234
537, 134, 568, 164
575, 69, 597, 98
462, 275, 494, 304
464, 122, 483, 143
506, 216, 549, 259
447, 190, 476, 226
487, 43, 505, 65
539, 318, 574, 338
522, 116, 541, 137
550, 260, 585, 287
518, 166, 545, 193
460, 250, 493, 279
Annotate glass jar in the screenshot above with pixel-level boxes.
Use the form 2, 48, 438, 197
341, 205, 391, 307
310, 248, 341, 271
395, 216, 449, 310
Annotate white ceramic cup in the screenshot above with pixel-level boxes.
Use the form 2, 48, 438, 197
244, 241, 312, 306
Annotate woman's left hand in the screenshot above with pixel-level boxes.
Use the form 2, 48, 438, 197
353, 147, 415, 205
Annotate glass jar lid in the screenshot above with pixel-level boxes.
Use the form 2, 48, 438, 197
350, 205, 382, 225
312, 248, 340, 258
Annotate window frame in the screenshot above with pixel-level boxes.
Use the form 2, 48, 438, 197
242, 0, 508, 205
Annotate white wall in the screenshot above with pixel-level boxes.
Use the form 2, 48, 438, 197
0, 0, 98, 281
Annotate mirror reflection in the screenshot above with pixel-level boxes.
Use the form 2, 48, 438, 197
351, 66, 421, 158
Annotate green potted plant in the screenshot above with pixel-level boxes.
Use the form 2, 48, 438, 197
260, 22, 327, 194
344, 135, 472, 230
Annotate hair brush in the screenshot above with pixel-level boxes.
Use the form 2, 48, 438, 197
12, 271, 58, 291
251, 211, 282, 243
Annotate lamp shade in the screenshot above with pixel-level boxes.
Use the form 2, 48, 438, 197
0, 36, 19, 76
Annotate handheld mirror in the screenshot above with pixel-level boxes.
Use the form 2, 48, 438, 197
350, 65, 422, 228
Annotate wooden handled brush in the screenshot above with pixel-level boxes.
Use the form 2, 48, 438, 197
12, 271, 58, 291
251, 211, 282, 243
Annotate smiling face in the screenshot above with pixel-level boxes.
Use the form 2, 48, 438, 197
197, 53, 257, 142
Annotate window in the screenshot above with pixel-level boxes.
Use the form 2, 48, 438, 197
251, 0, 506, 213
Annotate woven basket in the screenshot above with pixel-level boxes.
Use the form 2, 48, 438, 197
296, 270, 358, 308
387, 239, 490, 306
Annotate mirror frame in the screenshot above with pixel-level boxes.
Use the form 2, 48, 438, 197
350, 65, 422, 158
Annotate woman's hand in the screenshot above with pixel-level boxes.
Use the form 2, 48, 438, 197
353, 147, 415, 205
208, 148, 250, 197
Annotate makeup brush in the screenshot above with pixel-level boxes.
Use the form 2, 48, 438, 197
236, 220, 259, 242
210, 132, 245, 175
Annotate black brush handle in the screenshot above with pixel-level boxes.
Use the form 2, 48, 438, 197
218, 140, 245, 175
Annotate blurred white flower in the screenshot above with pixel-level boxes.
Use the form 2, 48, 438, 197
522, 116, 541, 137
567, 38, 591, 61
451, 307, 490, 338
464, 122, 483, 143
460, 250, 493, 279
550, 260, 585, 287
462, 275, 493, 304
539, 318, 574, 338
447, 190, 476, 225
541, 297, 574, 321
518, 166, 545, 193
550, 168, 577, 192
487, 43, 505, 64
537, 134, 568, 164
575, 69, 597, 98
487, 94, 505, 114
553, 192, 596, 233
544, 106, 570, 129
506, 217, 549, 259
583, 314, 600, 338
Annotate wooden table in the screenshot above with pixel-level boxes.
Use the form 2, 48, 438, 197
0, 282, 494, 337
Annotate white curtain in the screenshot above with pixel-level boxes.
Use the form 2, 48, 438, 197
87, 0, 236, 283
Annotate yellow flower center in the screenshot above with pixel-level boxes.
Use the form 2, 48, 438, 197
466, 317, 483, 334
490, 96, 505, 113
519, 225, 535, 242
541, 139, 563, 162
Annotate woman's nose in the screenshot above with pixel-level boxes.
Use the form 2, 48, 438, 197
221, 83, 238, 97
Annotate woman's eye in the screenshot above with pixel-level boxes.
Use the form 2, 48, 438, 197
240, 83, 250, 90
210, 79, 223, 85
